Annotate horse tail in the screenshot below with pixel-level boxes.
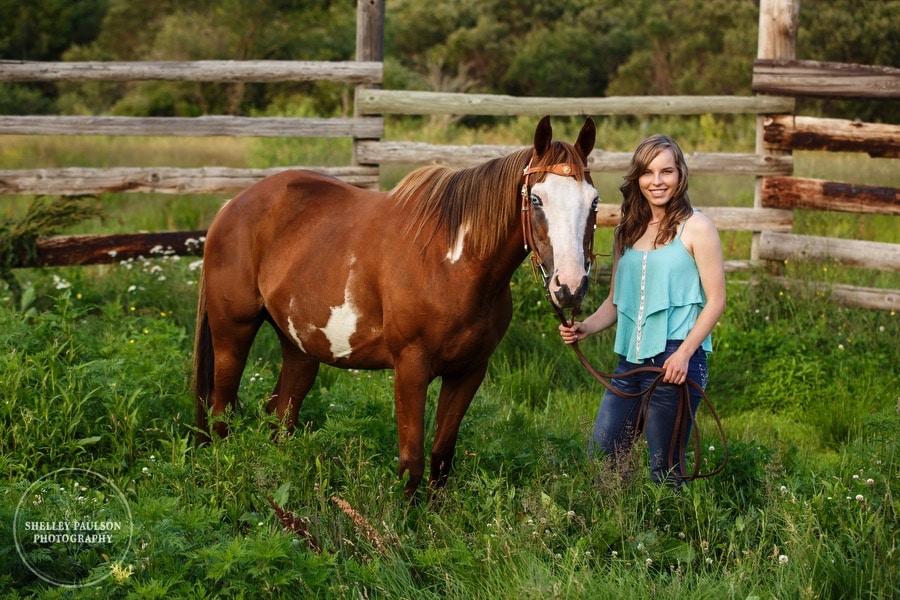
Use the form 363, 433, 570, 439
193, 268, 214, 440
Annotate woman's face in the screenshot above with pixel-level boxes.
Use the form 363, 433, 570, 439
638, 148, 680, 210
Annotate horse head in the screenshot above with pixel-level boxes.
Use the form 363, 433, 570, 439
521, 116, 598, 312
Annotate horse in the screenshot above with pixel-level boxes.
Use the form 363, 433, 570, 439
193, 115, 598, 498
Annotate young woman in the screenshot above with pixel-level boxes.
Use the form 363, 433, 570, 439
559, 134, 726, 485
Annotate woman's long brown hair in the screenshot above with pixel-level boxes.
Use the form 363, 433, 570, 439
614, 134, 693, 252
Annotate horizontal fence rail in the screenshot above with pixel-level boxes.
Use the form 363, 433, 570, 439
759, 232, 900, 272
753, 59, 900, 99
595, 206, 793, 231
773, 277, 898, 312
762, 177, 900, 215
0, 115, 384, 138
0, 166, 379, 195
355, 141, 794, 175
0, 59, 383, 83
762, 115, 900, 158
26, 231, 207, 268
357, 89, 796, 116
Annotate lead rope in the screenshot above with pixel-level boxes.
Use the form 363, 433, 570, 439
550, 302, 728, 481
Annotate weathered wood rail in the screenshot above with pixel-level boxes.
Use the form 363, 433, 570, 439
0, 115, 383, 138
355, 89, 795, 116
752, 59, 900, 99
0, 166, 379, 196
354, 139, 794, 175
0, 59, 383, 83
762, 115, 900, 158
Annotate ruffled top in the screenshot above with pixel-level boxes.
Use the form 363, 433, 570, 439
613, 234, 710, 363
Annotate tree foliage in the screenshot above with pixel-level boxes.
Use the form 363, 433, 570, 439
797, 0, 900, 122
0, 0, 896, 121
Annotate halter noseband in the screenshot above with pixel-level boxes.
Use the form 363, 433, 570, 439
520, 159, 596, 286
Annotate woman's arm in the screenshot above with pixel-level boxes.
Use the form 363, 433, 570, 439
559, 241, 620, 343
662, 212, 726, 382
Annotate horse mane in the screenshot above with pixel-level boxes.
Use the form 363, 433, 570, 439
389, 140, 588, 257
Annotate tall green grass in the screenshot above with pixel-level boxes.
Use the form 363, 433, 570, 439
0, 253, 896, 598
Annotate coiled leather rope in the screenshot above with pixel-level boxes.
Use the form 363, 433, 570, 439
552, 304, 728, 481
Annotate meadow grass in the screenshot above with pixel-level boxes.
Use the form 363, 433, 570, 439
0, 258, 896, 598
0, 122, 898, 597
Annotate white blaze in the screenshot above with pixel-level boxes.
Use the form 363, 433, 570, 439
530, 174, 597, 292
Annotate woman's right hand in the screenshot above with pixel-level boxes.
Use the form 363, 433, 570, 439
558, 322, 585, 345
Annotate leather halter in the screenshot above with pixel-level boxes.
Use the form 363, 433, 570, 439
519, 159, 594, 286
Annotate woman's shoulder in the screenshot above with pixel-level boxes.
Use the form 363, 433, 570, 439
679, 210, 721, 255
683, 210, 717, 235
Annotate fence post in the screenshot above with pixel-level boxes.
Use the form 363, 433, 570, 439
353, 0, 385, 183
754, 0, 799, 263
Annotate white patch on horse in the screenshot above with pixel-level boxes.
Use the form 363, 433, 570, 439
286, 297, 308, 353
446, 223, 468, 263
321, 260, 360, 358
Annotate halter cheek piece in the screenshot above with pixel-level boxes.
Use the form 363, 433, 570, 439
520, 160, 597, 287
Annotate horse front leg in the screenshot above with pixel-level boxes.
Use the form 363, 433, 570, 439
429, 363, 488, 491
392, 357, 432, 499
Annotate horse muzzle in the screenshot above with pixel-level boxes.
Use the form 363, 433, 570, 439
548, 273, 589, 310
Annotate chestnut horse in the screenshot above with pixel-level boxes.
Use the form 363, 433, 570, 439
194, 116, 598, 497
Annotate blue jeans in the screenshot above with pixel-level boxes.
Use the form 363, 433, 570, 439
590, 340, 708, 485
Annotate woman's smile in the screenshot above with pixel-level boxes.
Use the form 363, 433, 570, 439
639, 149, 680, 206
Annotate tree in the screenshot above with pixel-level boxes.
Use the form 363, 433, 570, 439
798, 0, 900, 122
0, 0, 109, 114
604, 0, 758, 96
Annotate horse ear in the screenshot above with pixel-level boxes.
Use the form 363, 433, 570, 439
575, 117, 596, 161
533, 115, 552, 156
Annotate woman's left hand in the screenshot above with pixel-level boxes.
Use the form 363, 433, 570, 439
661, 351, 690, 385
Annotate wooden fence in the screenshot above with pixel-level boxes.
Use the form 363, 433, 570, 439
0, 0, 897, 310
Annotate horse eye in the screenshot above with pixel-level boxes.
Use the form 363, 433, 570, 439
591, 197, 600, 212
529, 193, 543, 207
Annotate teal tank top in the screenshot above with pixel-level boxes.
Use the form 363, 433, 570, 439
613, 229, 711, 363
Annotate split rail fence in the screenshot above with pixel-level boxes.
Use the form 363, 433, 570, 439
0, 0, 897, 310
